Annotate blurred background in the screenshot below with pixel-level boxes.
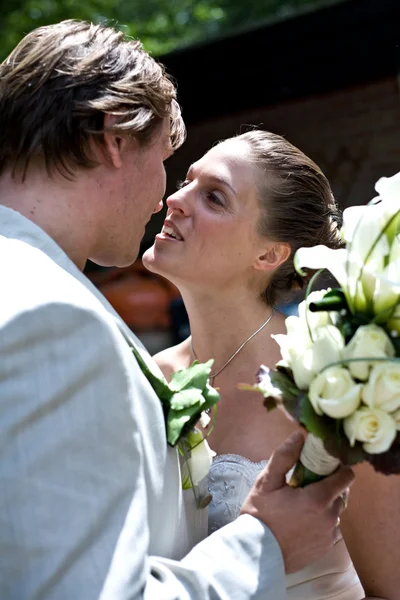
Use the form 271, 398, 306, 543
3, 0, 400, 353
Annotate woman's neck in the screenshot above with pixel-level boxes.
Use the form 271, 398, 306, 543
181, 287, 274, 373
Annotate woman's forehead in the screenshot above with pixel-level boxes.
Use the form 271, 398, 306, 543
206, 138, 249, 162
191, 139, 251, 177
189, 139, 261, 205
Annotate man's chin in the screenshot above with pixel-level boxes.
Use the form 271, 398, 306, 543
89, 249, 140, 270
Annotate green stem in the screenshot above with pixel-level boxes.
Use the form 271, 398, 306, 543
304, 269, 326, 342
289, 461, 325, 487
320, 356, 400, 373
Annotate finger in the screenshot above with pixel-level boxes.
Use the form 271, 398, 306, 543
341, 488, 350, 509
331, 494, 347, 519
330, 496, 345, 548
309, 465, 355, 506
260, 431, 305, 492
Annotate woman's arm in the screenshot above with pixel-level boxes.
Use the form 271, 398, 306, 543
341, 461, 400, 599
153, 339, 189, 381
153, 347, 175, 380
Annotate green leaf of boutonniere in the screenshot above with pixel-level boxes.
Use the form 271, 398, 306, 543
170, 359, 213, 392
167, 401, 204, 446
130, 345, 219, 447
202, 383, 220, 406
170, 388, 205, 410
131, 344, 172, 401
166, 364, 219, 446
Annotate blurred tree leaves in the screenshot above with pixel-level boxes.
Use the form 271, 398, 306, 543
0, 0, 343, 59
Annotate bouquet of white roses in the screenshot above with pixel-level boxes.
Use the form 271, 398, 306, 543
245, 172, 400, 486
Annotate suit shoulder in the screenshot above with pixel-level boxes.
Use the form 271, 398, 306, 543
0, 236, 103, 316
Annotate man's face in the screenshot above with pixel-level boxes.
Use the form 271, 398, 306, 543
90, 119, 172, 267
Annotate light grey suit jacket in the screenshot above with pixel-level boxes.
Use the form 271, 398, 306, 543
0, 205, 285, 599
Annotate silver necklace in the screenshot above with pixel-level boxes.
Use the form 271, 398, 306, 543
190, 309, 275, 386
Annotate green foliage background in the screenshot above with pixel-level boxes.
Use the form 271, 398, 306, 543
0, 0, 344, 59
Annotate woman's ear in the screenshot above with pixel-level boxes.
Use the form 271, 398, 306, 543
101, 113, 132, 169
254, 241, 291, 272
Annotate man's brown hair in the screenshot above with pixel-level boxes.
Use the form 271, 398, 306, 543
0, 20, 186, 179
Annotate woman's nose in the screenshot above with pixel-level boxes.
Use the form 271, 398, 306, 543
166, 188, 191, 215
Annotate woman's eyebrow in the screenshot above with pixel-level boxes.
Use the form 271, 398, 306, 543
186, 166, 237, 195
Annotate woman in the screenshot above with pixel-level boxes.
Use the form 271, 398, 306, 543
142, 130, 394, 599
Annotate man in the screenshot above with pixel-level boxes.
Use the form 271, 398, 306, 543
0, 20, 353, 599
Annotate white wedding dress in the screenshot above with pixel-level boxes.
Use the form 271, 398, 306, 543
207, 454, 365, 600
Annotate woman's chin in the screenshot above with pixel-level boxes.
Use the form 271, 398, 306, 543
141, 245, 156, 268
142, 245, 170, 276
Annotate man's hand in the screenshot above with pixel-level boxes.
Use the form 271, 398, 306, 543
241, 431, 354, 574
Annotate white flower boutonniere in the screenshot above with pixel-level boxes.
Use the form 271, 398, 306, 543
131, 344, 219, 506
181, 428, 216, 488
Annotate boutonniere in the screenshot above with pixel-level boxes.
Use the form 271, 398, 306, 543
131, 344, 219, 507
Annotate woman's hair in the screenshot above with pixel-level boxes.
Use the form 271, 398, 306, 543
232, 130, 342, 306
0, 20, 186, 179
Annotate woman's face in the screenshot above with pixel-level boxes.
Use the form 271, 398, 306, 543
143, 139, 270, 290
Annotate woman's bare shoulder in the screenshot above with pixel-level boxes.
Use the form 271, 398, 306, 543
153, 338, 191, 381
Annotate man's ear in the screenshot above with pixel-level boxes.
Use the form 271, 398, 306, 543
102, 113, 133, 169
254, 242, 291, 272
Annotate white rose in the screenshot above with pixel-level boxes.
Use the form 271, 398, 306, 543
272, 316, 312, 390
308, 325, 345, 373
297, 289, 333, 331
273, 324, 344, 391
344, 407, 397, 454
274, 315, 310, 364
309, 366, 362, 419
392, 409, 400, 431
273, 339, 312, 390
388, 304, 400, 335
285, 347, 313, 390
343, 324, 395, 381
362, 362, 400, 413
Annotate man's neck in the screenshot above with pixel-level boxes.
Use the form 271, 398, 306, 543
0, 167, 97, 270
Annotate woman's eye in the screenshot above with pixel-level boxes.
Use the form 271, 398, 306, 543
207, 192, 225, 206
176, 179, 190, 190
176, 179, 225, 207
